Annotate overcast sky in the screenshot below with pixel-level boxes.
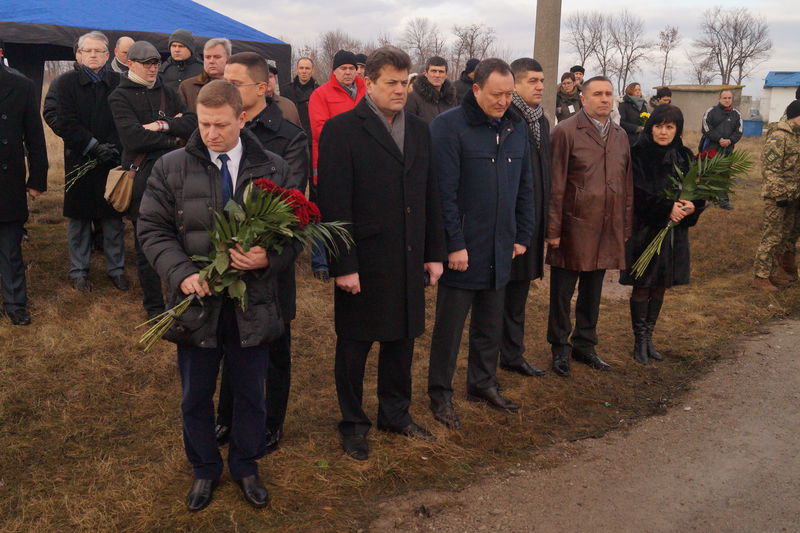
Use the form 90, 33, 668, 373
199, 0, 797, 98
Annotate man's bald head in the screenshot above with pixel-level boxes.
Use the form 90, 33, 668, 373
114, 36, 135, 63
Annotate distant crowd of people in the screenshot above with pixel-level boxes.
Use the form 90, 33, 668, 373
2, 28, 799, 512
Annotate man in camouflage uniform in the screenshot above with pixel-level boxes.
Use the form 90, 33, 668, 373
752, 100, 800, 291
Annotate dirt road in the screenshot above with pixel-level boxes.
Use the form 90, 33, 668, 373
371, 320, 800, 532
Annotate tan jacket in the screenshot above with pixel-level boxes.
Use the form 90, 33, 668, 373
177, 72, 211, 112
273, 94, 301, 128
546, 110, 633, 271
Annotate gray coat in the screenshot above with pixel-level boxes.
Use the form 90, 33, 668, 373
137, 128, 298, 348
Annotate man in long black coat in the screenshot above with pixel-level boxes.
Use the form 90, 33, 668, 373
318, 47, 446, 461
56, 31, 128, 292
109, 41, 196, 318
499, 58, 551, 377
0, 62, 48, 325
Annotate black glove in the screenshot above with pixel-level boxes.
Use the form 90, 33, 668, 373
776, 199, 790, 208
92, 143, 121, 166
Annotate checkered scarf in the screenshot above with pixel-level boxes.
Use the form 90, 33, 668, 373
512, 92, 543, 149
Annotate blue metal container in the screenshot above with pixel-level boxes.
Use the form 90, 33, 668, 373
743, 120, 764, 137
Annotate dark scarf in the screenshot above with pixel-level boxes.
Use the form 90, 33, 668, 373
82, 64, 108, 83
511, 93, 543, 149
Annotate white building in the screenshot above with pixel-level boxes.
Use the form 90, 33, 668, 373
760, 72, 800, 124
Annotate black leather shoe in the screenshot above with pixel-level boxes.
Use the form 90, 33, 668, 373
71, 276, 92, 292
552, 352, 570, 377
264, 426, 281, 454
342, 433, 369, 460
186, 478, 218, 512
378, 421, 435, 441
109, 274, 130, 291
500, 360, 546, 377
235, 474, 269, 508
8, 308, 31, 326
215, 424, 230, 446
430, 400, 461, 429
572, 349, 612, 371
467, 386, 520, 412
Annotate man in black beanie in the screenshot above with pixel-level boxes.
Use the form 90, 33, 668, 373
307, 50, 366, 281
160, 29, 203, 91
569, 65, 585, 91
454, 57, 480, 102
355, 53, 367, 78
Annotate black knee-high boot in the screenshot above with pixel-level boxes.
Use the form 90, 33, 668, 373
646, 298, 664, 361
630, 299, 650, 365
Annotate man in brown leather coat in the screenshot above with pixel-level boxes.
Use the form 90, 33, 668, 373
545, 76, 633, 377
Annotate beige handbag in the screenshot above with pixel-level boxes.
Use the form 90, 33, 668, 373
104, 153, 144, 213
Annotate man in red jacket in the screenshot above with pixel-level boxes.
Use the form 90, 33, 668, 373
308, 50, 366, 279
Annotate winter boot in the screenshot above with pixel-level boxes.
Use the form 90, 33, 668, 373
781, 250, 798, 283
769, 269, 792, 288
630, 299, 649, 365
645, 298, 665, 361
751, 276, 779, 292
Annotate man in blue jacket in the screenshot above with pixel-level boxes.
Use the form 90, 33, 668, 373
427, 59, 535, 429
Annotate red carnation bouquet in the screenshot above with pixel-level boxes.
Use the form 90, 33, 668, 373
138, 179, 352, 351
629, 148, 752, 279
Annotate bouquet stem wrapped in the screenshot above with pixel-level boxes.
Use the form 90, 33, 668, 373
630, 149, 752, 279
138, 179, 352, 351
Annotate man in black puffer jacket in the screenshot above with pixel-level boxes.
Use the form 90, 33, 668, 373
405, 56, 457, 123
137, 80, 299, 512
453, 57, 479, 103
109, 40, 197, 317
159, 29, 204, 92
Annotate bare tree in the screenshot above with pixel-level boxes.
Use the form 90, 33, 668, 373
657, 26, 680, 85
589, 13, 616, 78
402, 17, 446, 72
451, 23, 495, 77
686, 50, 716, 85
608, 10, 651, 93
376, 30, 395, 48
695, 7, 771, 84
562, 12, 599, 66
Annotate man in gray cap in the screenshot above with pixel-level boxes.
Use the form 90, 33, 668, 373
265, 60, 301, 127
160, 29, 203, 91
109, 40, 197, 318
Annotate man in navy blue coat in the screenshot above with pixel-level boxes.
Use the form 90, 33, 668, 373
427, 59, 535, 429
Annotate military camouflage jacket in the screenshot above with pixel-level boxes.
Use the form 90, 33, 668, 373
762, 119, 800, 200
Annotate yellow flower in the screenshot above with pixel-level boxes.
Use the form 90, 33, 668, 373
640, 112, 650, 119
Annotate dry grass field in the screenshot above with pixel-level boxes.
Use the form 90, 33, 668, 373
1, 129, 799, 532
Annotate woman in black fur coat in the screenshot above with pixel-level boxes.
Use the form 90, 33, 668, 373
620, 105, 706, 365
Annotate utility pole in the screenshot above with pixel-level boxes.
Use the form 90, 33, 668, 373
533, 0, 562, 125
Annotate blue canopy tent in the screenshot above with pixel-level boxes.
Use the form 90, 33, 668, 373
1, 0, 290, 94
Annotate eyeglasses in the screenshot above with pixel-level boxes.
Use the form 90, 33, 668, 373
137, 59, 161, 67
228, 81, 261, 88
80, 48, 108, 55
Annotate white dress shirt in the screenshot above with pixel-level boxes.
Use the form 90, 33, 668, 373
207, 137, 244, 193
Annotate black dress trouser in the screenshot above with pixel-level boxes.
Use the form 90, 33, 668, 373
0, 222, 26, 313
177, 302, 268, 480
335, 336, 414, 436
132, 219, 165, 315
218, 323, 292, 433
547, 266, 606, 355
500, 279, 532, 366
427, 284, 505, 406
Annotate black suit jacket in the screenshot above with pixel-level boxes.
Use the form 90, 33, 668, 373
0, 65, 48, 223
317, 98, 447, 341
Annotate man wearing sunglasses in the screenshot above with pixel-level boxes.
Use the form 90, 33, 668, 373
109, 41, 197, 319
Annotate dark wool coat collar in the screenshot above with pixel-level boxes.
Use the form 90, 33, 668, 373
185, 128, 275, 169
77, 66, 117, 87
461, 89, 521, 127
413, 76, 456, 106
249, 98, 283, 133
292, 75, 317, 88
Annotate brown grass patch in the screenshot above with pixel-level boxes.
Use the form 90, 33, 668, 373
1, 129, 797, 532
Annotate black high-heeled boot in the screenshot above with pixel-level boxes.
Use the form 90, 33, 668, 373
630, 299, 650, 365
646, 297, 664, 361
